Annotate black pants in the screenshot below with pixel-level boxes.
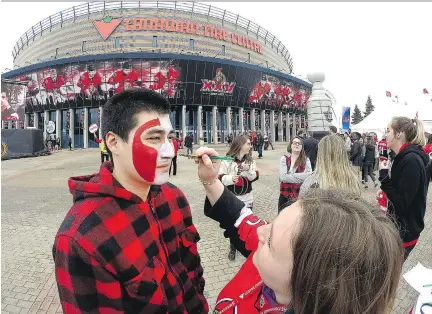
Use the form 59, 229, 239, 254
404, 244, 416, 261
170, 156, 177, 176
362, 163, 376, 183
101, 153, 109, 164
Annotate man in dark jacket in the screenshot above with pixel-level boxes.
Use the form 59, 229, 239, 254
350, 132, 362, 176
256, 131, 264, 158
184, 133, 193, 155
298, 129, 318, 170
53, 89, 208, 313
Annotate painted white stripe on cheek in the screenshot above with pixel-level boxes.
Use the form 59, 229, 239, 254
158, 137, 175, 158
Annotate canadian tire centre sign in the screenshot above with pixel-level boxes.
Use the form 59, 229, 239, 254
93, 16, 264, 54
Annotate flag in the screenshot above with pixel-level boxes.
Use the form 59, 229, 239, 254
424, 88, 429, 94
386, 91, 391, 97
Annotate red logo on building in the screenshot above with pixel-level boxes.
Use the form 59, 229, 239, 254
93, 16, 123, 40
201, 68, 236, 95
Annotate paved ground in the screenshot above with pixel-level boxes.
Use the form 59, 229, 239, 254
1, 142, 431, 313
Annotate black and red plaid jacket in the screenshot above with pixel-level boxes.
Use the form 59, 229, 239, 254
279, 155, 306, 200
53, 162, 208, 313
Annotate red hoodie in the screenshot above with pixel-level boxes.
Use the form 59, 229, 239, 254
53, 162, 208, 313
214, 213, 293, 313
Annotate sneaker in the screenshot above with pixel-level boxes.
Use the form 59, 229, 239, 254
228, 245, 236, 261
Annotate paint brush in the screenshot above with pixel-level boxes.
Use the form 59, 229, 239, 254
178, 153, 234, 161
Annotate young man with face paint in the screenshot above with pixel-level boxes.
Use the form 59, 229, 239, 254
53, 89, 208, 313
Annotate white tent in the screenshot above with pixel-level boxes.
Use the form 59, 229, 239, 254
351, 101, 416, 138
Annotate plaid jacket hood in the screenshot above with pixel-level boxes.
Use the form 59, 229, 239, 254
55, 162, 208, 313
68, 162, 144, 204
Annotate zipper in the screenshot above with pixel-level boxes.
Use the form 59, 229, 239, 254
147, 198, 187, 310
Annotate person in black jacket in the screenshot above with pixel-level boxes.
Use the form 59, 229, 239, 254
379, 117, 428, 260
184, 133, 193, 156
362, 137, 378, 188
350, 132, 362, 176
298, 129, 318, 170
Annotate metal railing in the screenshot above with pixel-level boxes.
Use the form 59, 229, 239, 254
12, 1, 293, 72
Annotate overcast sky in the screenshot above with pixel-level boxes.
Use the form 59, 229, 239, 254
1, 2, 431, 122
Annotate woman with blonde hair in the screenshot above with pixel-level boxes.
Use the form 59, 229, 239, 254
300, 134, 361, 197
219, 134, 259, 261
379, 117, 428, 259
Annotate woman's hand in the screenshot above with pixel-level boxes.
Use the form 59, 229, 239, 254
195, 147, 221, 183
379, 159, 389, 170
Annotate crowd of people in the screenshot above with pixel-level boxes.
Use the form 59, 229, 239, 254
53, 88, 428, 314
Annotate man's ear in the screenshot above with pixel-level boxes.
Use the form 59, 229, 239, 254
105, 131, 120, 156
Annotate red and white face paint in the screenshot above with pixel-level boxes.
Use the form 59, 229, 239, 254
132, 116, 174, 185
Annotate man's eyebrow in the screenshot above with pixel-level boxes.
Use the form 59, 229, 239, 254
145, 128, 165, 135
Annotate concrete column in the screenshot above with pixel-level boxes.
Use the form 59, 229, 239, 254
8, 121, 13, 129
197, 105, 203, 144
212, 106, 218, 144
226, 107, 232, 136
278, 111, 283, 142
270, 110, 275, 142
239, 108, 244, 133
250, 109, 256, 131
24, 114, 30, 128
98, 106, 103, 137
69, 108, 75, 149
83, 108, 89, 148
44, 110, 49, 141
181, 105, 186, 139
260, 110, 266, 133
34, 113, 39, 129
55, 109, 61, 138
286, 113, 291, 143
292, 114, 297, 138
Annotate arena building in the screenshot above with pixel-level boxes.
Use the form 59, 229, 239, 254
1, 1, 311, 148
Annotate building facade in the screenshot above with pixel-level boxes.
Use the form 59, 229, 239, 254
1, 1, 311, 148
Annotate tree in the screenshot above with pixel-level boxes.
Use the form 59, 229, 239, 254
363, 95, 375, 118
351, 104, 363, 125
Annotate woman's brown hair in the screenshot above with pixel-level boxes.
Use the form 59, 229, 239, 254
226, 134, 252, 163
391, 117, 426, 146
287, 136, 307, 169
290, 189, 403, 314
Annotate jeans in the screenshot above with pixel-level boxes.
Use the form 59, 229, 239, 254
257, 145, 263, 158
362, 163, 376, 183
187, 147, 193, 155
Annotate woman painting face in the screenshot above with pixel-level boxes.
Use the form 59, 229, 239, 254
253, 201, 302, 300
291, 138, 303, 153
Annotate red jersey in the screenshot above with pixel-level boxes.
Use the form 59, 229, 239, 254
424, 144, 432, 157
77, 72, 102, 96
172, 139, 179, 156
249, 82, 271, 103
42, 75, 65, 92
108, 70, 139, 93
214, 214, 293, 314
150, 68, 179, 91
378, 139, 388, 161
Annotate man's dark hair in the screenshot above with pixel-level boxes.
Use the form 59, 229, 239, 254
297, 129, 305, 137
102, 88, 170, 158
329, 126, 337, 134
